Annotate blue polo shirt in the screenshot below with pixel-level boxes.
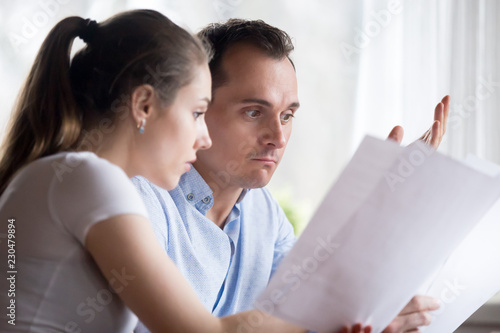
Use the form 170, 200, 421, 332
132, 167, 296, 331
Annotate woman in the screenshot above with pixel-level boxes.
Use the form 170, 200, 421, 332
0, 9, 369, 333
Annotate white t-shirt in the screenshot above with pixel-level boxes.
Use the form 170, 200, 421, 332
0, 152, 148, 332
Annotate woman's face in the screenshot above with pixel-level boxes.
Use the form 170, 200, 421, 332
139, 64, 212, 190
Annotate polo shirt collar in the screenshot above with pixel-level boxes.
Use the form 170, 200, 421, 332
178, 165, 213, 206
178, 165, 251, 207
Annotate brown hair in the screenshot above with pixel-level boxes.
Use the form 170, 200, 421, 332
0, 9, 209, 194
198, 19, 294, 90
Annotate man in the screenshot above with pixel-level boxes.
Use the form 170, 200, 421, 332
133, 19, 448, 333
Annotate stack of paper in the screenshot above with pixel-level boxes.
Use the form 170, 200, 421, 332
256, 136, 500, 333
420, 156, 500, 333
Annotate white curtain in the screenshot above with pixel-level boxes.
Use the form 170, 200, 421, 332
353, 0, 500, 165
1, 0, 499, 227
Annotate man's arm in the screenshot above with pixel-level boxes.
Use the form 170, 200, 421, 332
272, 202, 297, 276
383, 95, 450, 332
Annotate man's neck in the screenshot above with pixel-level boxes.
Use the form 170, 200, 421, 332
206, 186, 243, 228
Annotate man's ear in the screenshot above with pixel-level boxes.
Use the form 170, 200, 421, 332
130, 84, 156, 124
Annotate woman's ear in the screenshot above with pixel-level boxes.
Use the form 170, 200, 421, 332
130, 84, 156, 125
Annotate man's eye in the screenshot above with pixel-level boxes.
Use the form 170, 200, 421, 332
245, 110, 260, 118
281, 113, 294, 122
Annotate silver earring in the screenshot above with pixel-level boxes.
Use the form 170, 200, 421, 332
138, 119, 146, 134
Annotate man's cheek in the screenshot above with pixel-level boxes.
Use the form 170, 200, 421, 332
238, 140, 258, 157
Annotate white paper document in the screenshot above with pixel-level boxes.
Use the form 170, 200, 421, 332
420, 155, 500, 333
255, 136, 500, 333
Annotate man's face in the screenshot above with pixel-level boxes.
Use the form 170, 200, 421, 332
194, 43, 299, 192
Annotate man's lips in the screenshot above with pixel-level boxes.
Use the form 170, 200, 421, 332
252, 158, 277, 163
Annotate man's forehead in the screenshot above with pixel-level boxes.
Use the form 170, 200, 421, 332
220, 43, 294, 76
216, 78, 299, 109
218, 45, 296, 88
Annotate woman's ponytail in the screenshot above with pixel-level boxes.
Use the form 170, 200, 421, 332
0, 17, 89, 194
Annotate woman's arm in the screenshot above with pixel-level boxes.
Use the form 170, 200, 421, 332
86, 214, 223, 333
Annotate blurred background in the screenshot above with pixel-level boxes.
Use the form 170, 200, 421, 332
1, 0, 500, 331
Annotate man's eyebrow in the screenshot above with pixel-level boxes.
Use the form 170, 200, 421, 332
240, 98, 300, 109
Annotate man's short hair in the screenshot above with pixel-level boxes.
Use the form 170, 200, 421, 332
198, 19, 295, 90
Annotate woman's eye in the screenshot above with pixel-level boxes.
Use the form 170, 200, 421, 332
245, 110, 260, 118
193, 111, 204, 119
281, 113, 294, 122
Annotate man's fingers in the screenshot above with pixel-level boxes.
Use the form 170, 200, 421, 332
429, 120, 441, 148
400, 296, 441, 315
434, 102, 444, 128
434, 101, 445, 141
387, 125, 404, 143
420, 129, 430, 142
441, 95, 450, 134
419, 95, 449, 148
409, 95, 449, 150
382, 312, 432, 333
363, 325, 372, 333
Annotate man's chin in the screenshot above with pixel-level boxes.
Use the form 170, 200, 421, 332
241, 170, 275, 189
245, 181, 270, 189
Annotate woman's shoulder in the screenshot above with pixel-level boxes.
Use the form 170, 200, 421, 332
45, 151, 132, 196
46, 151, 122, 181
47, 151, 148, 244
22, 151, 117, 176
5, 151, 127, 197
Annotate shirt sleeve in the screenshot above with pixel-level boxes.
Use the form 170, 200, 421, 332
271, 195, 297, 277
130, 176, 170, 252
48, 153, 148, 246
